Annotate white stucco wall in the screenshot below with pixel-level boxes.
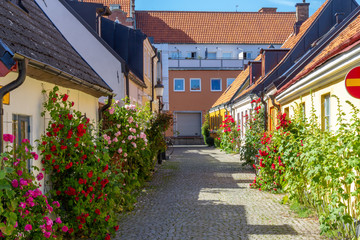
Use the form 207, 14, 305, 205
233, 96, 253, 139
2, 72, 99, 192
36, 0, 125, 102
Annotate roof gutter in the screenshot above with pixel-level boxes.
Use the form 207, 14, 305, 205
150, 52, 157, 112
19, 54, 113, 97
0, 58, 27, 156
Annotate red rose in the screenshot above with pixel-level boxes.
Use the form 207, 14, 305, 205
68, 228, 74, 234
87, 171, 93, 178
62, 94, 69, 102
56, 191, 61, 195
74, 143, 79, 148
60, 145, 67, 150
51, 145, 57, 152
102, 164, 109, 173
81, 155, 87, 160
68, 114, 73, 120
114, 225, 119, 231
45, 154, 52, 160
78, 178, 84, 185
105, 234, 111, 240
95, 209, 100, 215
54, 165, 59, 170
42, 141, 47, 145
71, 102, 74, 106
67, 130, 73, 139
46, 132, 52, 137
89, 186, 93, 192
78, 224, 82, 230
105, 215, 110, 222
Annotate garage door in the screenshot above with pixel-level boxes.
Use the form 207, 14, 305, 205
175, 112, 201, 137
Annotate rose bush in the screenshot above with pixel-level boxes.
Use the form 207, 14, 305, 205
38, 87, 119, 239
0, 135, 67, 239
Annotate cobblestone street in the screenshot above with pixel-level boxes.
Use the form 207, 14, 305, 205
116, 147, 324, 240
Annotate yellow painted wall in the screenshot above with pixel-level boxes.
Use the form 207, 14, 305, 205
280, 77, 360, 131
209, 108, 226, 130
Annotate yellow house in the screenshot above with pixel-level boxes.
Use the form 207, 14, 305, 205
275, 13, 360, 130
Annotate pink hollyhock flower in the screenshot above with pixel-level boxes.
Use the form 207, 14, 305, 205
131, 142, 137, 148
62, 225, 69, 232
55, 217, 62, 224
14, 222, 18, 228
3, 134, 14, 143
17, 170, 23, 176
115, 131, 121, 137
24, 224, 32, 231
108, 108, 115, 114
52, 201, 60, 208
140, 132, 146, 139
113, 137, 118, 142
19, 179, 27, 186
11, 179, 18, 188
44, 232, 51, 238
19, 202, 26, 209
128, 116, 134, 123
22, 139, 30, 143
122, 140, 125, 143
124, 153, 128, 157
271, 163, 276, 170
128, 135, 132, 140
118, 148, 122, 154
36, 173, 44, 181
117, 124, 121, 128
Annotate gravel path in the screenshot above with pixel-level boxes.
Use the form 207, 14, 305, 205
115, 147, 324, 240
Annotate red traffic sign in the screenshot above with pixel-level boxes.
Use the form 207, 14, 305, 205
345, 66, 360, 99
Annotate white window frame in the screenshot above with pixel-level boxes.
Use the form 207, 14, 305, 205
174, 78, 185, 92
211, 78, 222, 92
190, 78, 201, 92
226, 78, 235, 88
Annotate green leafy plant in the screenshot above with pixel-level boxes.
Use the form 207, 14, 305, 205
38, 87, 118, 239
0, 135, 67, 239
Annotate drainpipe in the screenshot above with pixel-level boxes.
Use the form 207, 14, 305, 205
0, 58, 27, 155
123, 63, 130, 101
260, 91, 268, 131
150, 53, 157, 112
99, 95, 113, 122
269, 95, 280, 111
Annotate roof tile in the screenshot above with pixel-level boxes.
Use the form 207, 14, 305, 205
136, 11, 296, 44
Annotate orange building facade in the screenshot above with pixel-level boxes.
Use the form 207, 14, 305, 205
168, 69, 240, 137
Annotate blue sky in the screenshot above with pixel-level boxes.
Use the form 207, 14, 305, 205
135, 0, 325, 15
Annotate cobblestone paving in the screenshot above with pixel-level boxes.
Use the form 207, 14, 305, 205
116, 147, 325, 240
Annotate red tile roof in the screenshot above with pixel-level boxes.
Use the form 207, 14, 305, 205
232, 0, 329, 102
211, 68, 249, 108
276, 12, 360, 96
82, 0, 131, 17
136, 11, 296, 44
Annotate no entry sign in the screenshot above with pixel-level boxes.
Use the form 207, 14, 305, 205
345, 66, 360, 99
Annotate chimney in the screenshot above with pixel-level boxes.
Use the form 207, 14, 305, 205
295, 1, 310, 23
258, 8, 277, 14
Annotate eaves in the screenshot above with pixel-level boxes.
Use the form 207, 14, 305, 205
276, 44, 360, 105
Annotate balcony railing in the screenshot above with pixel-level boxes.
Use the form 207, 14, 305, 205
168, 57, 244, 69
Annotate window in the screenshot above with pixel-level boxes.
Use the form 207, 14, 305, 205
174, 78, 185, 91
109, 4, 121, 10
190, 78, 201, 91
211, 79, 222, 91
222, 52, 232, 59
13, 115, 31, 171
244, 52, 252, 60
207, 52, 217, 59
186, 52, 197, 59
321, 93, 330, 131
226, 78, 235, 88
170, 51, 180, 59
